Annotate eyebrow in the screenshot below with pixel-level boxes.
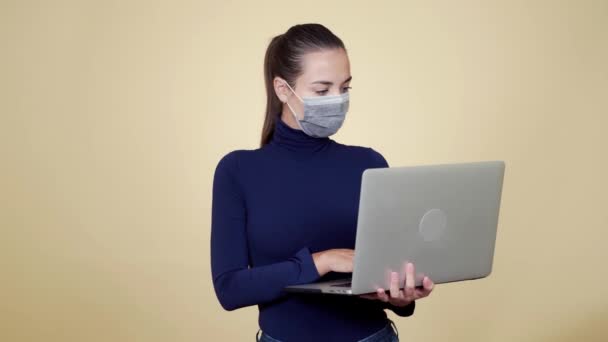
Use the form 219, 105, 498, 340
311, 75, 352, 86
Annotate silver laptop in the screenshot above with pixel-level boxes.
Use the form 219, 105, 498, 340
283, 160, 505, 295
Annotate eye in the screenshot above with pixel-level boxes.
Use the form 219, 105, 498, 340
315, 86, 351, 95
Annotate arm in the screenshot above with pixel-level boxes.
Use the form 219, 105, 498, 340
378, 300, 416, 317
368, 147, 389, 169
210, 151, 321, 311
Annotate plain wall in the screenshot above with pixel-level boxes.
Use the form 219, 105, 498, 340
1, 0, 607, 341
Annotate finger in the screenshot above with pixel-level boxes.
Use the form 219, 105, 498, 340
343, 252, 354, 272
415, 277, 434, 298
404, 262, 415, 300
415, 287, 432, 299
389, 272, 400, 299
338, 258, 352, 273
377, 288, 389, 302
423, 276, 434, 291
348, 261, 354, 273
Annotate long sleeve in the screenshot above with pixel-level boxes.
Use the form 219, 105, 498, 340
368, 147, 389, 169
379, 300, 416, 317
210, 151, 321, 311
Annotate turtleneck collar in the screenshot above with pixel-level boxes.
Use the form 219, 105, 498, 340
269, 114, 331, 152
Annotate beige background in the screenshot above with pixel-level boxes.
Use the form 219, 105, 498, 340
2, 0, 607, 341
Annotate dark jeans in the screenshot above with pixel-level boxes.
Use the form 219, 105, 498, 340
255, 318, 399, 342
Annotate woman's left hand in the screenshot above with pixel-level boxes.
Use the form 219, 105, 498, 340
358, 262, 434, 307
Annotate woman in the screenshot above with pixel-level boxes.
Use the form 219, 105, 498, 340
210, 23, 435, 342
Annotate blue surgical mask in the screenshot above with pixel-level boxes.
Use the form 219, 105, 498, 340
283, 81, 350, 138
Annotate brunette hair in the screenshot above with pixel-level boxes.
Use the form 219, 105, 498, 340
260, 23, 346, 147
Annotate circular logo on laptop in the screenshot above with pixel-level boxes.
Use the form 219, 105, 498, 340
419, 208, 447, 241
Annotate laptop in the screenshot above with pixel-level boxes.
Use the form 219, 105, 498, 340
283, 160, 505, 295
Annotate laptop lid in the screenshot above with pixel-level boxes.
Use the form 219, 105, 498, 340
350, 160, 505, 295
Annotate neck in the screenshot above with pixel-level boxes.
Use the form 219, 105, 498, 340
269, 113, 331, 152
280, 110, 300, 130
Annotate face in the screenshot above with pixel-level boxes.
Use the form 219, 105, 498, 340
274, 48, 352, 129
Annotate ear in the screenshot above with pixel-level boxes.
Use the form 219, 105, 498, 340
273, 76, 289, 103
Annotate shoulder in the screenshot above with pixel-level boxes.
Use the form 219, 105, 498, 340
367, 147, 389, 168
214, 147, 268, 175
331, 141, 389, 167
214, 149, 249, 176
213, 149, 258, 195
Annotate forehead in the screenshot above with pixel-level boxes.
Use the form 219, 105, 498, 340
298, 48, 350, 83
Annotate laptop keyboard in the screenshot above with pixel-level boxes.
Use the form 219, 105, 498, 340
330, 281, 352, 287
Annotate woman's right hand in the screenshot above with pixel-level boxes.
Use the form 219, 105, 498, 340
312, 249, 354, 277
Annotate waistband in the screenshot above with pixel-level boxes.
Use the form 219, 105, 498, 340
255, 318, 398, 342
357, 318, 398, 342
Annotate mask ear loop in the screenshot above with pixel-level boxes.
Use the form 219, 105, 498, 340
282, 81, 319, 136
283, 81, 304, 123
283, 81, 304, 102
285, 101, 300, 122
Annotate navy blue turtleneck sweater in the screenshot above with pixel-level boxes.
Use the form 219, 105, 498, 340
210, 115, 415, 342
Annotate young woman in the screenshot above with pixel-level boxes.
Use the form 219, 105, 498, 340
210, 23, 435, 342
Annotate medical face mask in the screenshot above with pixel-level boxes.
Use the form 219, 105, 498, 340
283, 81, 350, 138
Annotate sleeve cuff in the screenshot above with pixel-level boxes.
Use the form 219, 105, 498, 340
384, 300, 416, 317
291, 246, 321, 284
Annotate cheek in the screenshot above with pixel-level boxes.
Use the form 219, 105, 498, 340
283, 99, 304, 118
291, 98, 304, 112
